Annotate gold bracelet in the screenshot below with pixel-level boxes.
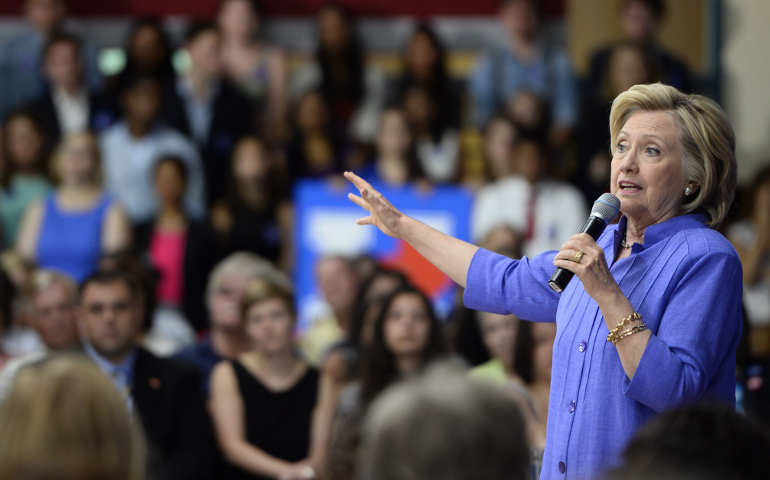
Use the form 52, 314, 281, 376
610, 324, 648, 345
606, 312, 642, 342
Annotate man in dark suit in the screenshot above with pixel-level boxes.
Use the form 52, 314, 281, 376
77, 269, 215, 480
162, 21, 255, 204
26, 32, 114, 145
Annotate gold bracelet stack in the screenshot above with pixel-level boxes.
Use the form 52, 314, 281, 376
606, 312, 646, 344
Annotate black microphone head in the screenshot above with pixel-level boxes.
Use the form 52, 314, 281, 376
591, 193, 620, 222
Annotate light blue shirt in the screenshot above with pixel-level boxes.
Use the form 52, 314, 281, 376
85, 342, 136, 412
469, 40, 577, 129
100, 122, 206, 222
464, 214, 742, 479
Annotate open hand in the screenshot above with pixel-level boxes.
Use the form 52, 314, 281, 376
344, 171, 405, 238
552, 233, 621, 304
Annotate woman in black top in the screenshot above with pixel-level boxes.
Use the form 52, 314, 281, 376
210, 279, 320, 480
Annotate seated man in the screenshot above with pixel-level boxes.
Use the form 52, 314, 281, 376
77, 269, 214, 479
0, 269, 81, 402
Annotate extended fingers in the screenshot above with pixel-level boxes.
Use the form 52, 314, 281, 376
347, 193, 371, 211
344, 171, 376, 196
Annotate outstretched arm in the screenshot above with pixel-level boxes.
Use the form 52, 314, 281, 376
344, 172, 479, 287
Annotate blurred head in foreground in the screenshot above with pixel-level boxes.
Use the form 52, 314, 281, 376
605, 402, 770, 480
357, 362, 530, 480
0, 354, 146, 480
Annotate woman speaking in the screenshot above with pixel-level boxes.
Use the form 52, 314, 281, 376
344, 83, 742, 479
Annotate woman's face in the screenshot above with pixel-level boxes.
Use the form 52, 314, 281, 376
233, 139, 269, 185
154, 161, 186, 206
407, 32, 438, 78
383, 293, 431, 358
610, 46, 649, 95
485, 119, 515, 179
377, 110, 411, 157
209, 273, 253, 331
7, 116, 43, 168
218, 0, 259, 38
58, 134, 98, 185
531, 322, 555, 382
512, 141, 543, 184
610, 111, 688, 228
245, 298, 294, 355
318, 8, 350, 52
478, 312, 518, 369
123, 81, 161, 125
403, 88, 435, 130
297, 92, 328, 131
130, 25, 165, 70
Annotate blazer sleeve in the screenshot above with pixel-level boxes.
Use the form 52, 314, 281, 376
463, 248, 560, 322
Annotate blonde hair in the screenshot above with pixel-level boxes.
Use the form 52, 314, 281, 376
240, 278, 296, 319
31, 269, 77, 303
205, 252, 291, 308
609, 83, 736, 227
0, 355, 146, 480
50, 131, 103, 187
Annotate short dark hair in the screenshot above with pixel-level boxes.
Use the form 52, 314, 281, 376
79, 270, 141, 303
621, 0, 666, 20
606, 402, 770, 480
152, 154, 189, 185
42, 31, 82, 62
184, 20, 217, 45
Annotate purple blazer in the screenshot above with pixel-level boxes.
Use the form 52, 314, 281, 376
464, 214, 742, 479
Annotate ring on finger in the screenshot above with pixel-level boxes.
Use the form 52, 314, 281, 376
573, 250, 585, 263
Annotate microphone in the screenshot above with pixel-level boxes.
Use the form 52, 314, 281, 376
547, 193, 621, 293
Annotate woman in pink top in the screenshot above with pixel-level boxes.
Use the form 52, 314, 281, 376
134, 155, 217, 333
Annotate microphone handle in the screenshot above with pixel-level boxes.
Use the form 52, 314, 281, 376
547, 215, 608, 293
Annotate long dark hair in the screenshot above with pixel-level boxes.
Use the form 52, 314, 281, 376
1, 109, 49, 190
115, 18, 175, 91
360, 286, 445, 404
315, 4, 365, 108
401, 23, 449, 89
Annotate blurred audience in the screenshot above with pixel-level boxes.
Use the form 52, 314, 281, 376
391, 23, 462, 183
175, 252, 290, 392
78, 269, 215, 479
300, 255, 359, 366
16, 131, 131, 282
357, 362, 530, 480
470, 0, 576, 147
0, 0, 101, 119
210, 279, 321, 480
0, 270, 80, 402
326, 287, 445, 480
0, 355, 146, 480
480, 114, 519, 183
0, 109, 51, 248
217, 0, 288, 140
26, 32, 114, 145
586, 0, 694, 99
472, 137, 586, 257
210, 135, 290, 265
133, 155, 217, 333
286, 89, 347, 184
100, 74, 206, 222
360, 107, 425, 187
163, 21, 254, 204
605, 403, 770, 480
577, 41, 659, 203
107, 17, 177, 98
291, 3, 386, 144
729, 165, 770, 329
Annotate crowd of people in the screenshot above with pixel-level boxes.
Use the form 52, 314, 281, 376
1, 0, 769, 479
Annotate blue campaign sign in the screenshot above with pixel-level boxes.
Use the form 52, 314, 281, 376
293, 179, 473, 331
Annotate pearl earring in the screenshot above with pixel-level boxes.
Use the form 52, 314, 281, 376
685, 185, 694, 196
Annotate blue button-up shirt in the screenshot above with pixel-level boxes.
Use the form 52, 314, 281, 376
464, 214, 742, 479
85, 343, 137, 411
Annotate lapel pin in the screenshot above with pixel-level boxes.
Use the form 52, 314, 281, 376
149, 377, 161, 390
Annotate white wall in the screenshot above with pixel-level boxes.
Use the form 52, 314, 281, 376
723, 0, 770, 183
